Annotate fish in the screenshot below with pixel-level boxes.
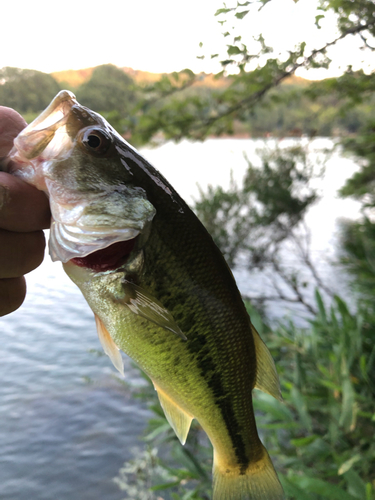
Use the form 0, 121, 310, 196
4, 90, 285, 500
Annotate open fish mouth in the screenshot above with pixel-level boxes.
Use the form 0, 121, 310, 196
69, 237, 139, 272
6, 90, 156, 266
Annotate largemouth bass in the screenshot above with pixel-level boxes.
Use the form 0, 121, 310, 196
4, 91, 284, 500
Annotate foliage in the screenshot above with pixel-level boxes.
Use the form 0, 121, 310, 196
335, 118, 375, 305
0, 67, 61, 114
114, 293, 375, 499
120, 0, 375, 143
126, 75, 375, 145
250, 294, 375, 500
195, 144, 317, 264
338, 218, 375, 302
339, 120, 375, 209
194, 142, 330, 315
319, 0, 375, 41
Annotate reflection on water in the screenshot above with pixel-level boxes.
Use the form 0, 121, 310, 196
1, 386, 149, 500
0, 138, 360, 499
0, 260, 150, 500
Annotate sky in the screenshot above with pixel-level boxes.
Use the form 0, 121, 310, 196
1, 0, 373, 79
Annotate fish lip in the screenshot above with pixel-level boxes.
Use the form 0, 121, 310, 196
6, 91, 78, 179
9, 91, 108, 165
49, 221, 141, 263
26, 90, 77, 133
6, 91, 109, 189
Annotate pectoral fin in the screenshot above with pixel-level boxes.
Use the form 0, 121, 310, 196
153, 382, 193, 445
252, 325, 283, 402
95, 314, 124, 376
122, 281, 187, 340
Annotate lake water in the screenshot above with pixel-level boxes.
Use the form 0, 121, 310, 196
0, 138, 361, 499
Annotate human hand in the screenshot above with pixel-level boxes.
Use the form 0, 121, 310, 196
0, 107, 50, 316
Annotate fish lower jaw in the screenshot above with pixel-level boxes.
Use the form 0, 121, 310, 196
49, 220, 140, 263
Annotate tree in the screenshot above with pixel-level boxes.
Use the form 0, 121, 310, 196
127, 0, 375, 144
336, 119, 375, 301
194, 144, 330, 315
0, 67, 61, 114
76, 64, 136, 115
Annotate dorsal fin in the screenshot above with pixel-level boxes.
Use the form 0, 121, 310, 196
252, 325, 283, 401
95, 314, 124, 376
153, 382, 193, 445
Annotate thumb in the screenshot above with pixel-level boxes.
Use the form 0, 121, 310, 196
0, 107, 27, 158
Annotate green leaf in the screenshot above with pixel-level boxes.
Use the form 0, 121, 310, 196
215, 7, 232, 16
291, 435, 318, 447
291, 387, 312, 431
254, 393, 295, 422
227, 45, 242, 55
289, 475, 358, 500
339, 377, 356, 431
344, 469, 367, 499
150, 480, 181, 491
258, 422, 300, 430
144, 422, 171, 441
315, 14, 325, 28
319, 379, 342, 392
315, 289, 327, 323
182, 490, 198, 500
235, 10, 249, 19
279, 475, 312, 500
360, 354, 369, 381
366, 483, 374, 500
173, 445, 210, 480
338, 454, 361, 475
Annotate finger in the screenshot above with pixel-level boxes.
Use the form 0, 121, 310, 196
0, 107, 27, 157
0, 229, 46, 278
0, 276, 26, 316
0, 172, 50, 232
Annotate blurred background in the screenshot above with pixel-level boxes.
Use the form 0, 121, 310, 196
0, 1, 374, 499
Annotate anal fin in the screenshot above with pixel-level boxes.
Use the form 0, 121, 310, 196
95, 314, 124, 376
153, 382, 193, 445
252, 325, 283, 402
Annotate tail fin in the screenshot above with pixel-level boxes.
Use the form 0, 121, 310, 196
213, 445, 284, 500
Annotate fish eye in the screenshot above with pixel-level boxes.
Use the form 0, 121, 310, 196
80, 128, 111, 155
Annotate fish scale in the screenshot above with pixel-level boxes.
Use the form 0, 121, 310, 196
4, 90, 285, 500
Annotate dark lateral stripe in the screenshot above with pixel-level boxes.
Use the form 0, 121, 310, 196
187, 332, 249, 469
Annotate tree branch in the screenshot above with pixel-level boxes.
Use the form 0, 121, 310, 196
159, 20, 375, 137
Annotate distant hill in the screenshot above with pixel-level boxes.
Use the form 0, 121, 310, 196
51, 67, 95, 88
51, 66, 230, 89
51, 66, 311, 90
51, 66, 183, 87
